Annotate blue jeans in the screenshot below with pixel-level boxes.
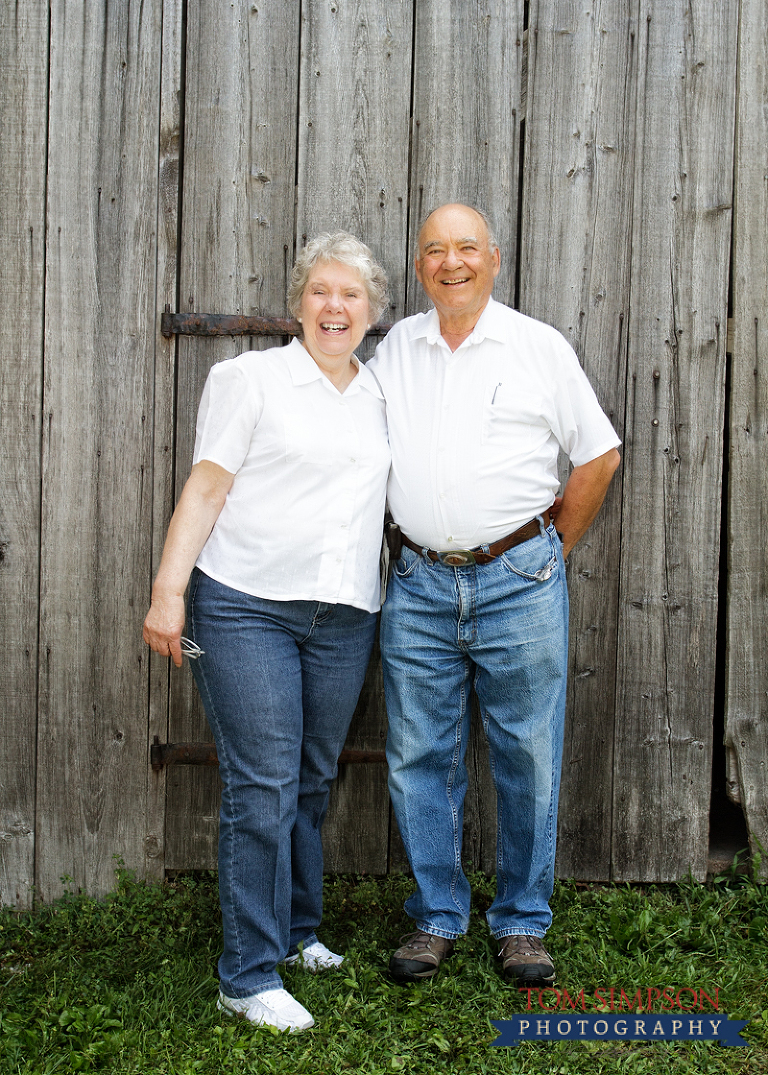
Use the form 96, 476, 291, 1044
380, 520, 568, 941
187, 568, 377, 997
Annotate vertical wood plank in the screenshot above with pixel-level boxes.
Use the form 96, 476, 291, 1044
725, 0, 768, 879
612, 0, 737, 881
166, 0, 301, 869
521, 0, 634, 880
297, 0, 413, 338
407, 0, 524, 312
144, 0, 185, 881
0, 1, 48, 909
403, 0, 526, 872
37, 0, 163, 900
296, 0, 413, 870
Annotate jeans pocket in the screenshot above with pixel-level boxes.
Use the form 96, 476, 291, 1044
393, 547, 421, 579
499, 531, 558, 582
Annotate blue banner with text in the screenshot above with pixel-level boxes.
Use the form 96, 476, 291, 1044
491, 1014, 749, 1047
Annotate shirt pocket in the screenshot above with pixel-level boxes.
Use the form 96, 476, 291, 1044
481, 382, 545, 445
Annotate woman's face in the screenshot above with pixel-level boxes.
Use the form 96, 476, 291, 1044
298, 261, 371, 366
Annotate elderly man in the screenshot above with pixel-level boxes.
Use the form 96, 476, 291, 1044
368, 204, 620, 987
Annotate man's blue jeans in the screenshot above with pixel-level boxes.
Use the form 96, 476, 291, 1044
187, 568, 376, 997
380, 520, 568, 941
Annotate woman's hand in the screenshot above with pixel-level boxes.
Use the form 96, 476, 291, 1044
143, 591, 186, 668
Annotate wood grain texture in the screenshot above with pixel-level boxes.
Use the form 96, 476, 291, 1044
297, 0, 413, 344
144, 0, 184, 881
725, 0, 768, 879
3, 0, 765, 904
0, 0, 48, 909
36, 0, 163, 900
166, 0, 301, 870
521, 0, 634, 880
407, 0, 524, 312
612, 0, 737, 881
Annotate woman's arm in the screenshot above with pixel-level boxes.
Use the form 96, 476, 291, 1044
143, 460, 235, 666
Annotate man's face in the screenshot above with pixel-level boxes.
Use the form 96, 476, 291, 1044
415, 204, 500, 326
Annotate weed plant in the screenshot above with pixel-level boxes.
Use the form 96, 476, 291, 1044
0, 863, 766, 1074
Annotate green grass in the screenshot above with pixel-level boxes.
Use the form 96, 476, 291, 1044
0, 863, 766, 1074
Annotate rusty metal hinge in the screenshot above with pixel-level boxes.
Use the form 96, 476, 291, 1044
161, 306, 392, 339
151, 736, 385, 772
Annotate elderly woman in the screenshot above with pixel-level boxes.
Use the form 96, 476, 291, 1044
143, 233, 389, 1032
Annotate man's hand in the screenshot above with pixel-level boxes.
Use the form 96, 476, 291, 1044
554, 448, 620, 558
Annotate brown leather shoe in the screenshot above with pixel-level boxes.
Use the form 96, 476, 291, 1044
498, 934, 555, 986
389, 930, 454, 982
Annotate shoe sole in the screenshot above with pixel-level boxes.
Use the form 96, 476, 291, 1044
389, 960, 443, 982
503, 969, 556, 988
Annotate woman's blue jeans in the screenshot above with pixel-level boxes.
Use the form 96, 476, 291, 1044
380, 520, 568, 941
187, 568, 376, 997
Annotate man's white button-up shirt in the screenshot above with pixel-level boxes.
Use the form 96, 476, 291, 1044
367, 298, 620, 551
193, 338, 390, 612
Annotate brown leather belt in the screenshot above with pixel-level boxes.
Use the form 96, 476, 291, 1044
400, 516, 546, 567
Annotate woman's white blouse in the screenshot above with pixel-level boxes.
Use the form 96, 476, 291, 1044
193, 338, 390, 613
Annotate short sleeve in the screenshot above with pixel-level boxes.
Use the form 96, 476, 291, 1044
192, 355, 263, 473
548, 336, 621, 466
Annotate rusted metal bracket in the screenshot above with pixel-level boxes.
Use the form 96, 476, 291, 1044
161, 307, 391, 339
151, 736, 384, 772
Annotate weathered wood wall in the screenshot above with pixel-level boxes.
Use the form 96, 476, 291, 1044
1, 0, 765, 907
0, 1, 48, 908
726, 0, 768, 870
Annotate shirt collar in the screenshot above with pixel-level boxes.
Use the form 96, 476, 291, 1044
416, 296, 507, 349
285, 337, 383, 399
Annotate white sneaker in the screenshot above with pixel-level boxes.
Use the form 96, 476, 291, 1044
284, 940, 344, 972
217, 987, 314, 1031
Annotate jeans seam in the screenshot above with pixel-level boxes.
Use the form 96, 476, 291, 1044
415, 924, 462, 941
447, 679, 467, 915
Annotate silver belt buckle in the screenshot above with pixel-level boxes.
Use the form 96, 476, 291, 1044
437, 548, 476, 566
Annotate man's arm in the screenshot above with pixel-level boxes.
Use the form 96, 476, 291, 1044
553, 448, 620, 559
